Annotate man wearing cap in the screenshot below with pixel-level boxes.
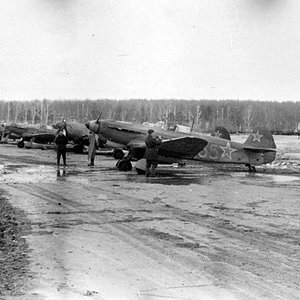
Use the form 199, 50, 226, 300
54, 129, 68, 166
144, 129, 162, 177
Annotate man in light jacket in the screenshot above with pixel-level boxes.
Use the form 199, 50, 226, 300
88, 132, 99, 166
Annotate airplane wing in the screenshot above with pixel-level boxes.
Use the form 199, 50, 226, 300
22, 132, 56, 143
159, 137, 208, 158
127, 137, 208, 159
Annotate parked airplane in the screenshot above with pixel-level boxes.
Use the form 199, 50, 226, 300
85, 118, 276, 173
3, 123, 57, 148
53, 120, 91, 153
53, 120, 108, 153
3, 121, 96, 153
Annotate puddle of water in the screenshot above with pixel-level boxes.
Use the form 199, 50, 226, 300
0, 164, 58, 183
142, 176, 207, 186
126, 172, 208, 186
237, 172, 300, 186
2, 162, 300, 187
0, 163, 120, 185
266, 174, 300, 184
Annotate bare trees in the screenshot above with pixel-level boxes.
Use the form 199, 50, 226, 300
0, 99, 299, 134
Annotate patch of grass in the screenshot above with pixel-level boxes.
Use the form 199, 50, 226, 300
0, 190, 32, 296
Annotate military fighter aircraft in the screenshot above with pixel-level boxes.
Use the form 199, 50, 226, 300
53, 120, 89, 153
3, 123, 57, 148
4, 121, 97, 153
53, 120, 108, 153
85, 117, 276, 173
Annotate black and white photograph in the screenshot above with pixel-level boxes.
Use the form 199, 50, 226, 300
0, 1, 299, 299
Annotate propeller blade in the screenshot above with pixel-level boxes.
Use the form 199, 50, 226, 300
96, 109, 104, 124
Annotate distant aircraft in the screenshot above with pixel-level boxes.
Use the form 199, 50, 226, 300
3, 123, 57, 148
3, 121, 96, 153
85, 117, 276, 173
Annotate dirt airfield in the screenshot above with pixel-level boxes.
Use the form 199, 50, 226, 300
0, 135, 300, 300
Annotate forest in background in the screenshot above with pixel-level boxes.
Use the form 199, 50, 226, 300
0, 99, 300, 134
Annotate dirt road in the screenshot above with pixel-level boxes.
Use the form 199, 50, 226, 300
0, 139, 300, 300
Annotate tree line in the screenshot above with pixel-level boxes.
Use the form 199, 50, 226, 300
0, 99, 299, 134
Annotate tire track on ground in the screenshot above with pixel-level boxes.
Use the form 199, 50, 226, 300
5, 182, 299, 299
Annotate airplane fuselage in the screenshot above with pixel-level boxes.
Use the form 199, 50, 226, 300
96, 120, 275, 166
194, 137, 275, 165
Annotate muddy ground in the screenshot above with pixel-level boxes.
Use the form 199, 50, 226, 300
0, 135, 300, 300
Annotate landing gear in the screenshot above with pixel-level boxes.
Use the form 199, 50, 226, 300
17, 140, 25, 148
113, 148, 124, 160
73, 144, 84, 154
136, 168, 146, 175
116, 159, 132, 171
246, 164, 256, 172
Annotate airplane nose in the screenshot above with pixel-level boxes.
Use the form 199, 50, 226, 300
85, 122, 90, 129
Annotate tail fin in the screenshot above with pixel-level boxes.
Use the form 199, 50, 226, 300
211, 126, 231, 140
243, 127, 276, 152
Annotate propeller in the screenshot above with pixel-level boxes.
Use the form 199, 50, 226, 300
95, 112, 102, 133
95, 109, 104, 124
53, 118, 67, 131
85, 110, 103, 133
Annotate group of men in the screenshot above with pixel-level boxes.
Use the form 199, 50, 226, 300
54, 128, 162, 177
54, 129, 98, 167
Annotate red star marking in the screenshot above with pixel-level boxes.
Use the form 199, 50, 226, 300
214, 130, 221, 138
252, 131, 263, 142
220, 142, 237, 160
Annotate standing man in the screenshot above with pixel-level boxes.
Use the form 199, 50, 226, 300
144, 129, 162, 177
54, 129, 68, 166
88, 131, 99, 166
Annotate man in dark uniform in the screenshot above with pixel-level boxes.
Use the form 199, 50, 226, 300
54, 129, 68, 166
144, 129, 162, 177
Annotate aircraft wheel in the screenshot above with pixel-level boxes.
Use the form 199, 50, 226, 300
73, 144, 84, 154
136, 168, 146, 175
113, 149, 124, 160
117, 159, 132, 171
17, 141, 25, 148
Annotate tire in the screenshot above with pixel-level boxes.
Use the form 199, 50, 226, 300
17, 141, 25, 148
73, 144, 84, 154
117, 159, 132, 171
113, 149, 124, 160
136, 168, 146, 175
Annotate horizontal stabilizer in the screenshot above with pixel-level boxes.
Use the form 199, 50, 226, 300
243, 146, 276, 153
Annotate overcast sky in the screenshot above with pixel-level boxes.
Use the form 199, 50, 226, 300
1, 0, 299, 101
